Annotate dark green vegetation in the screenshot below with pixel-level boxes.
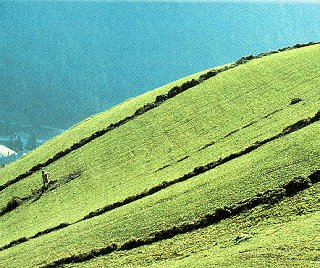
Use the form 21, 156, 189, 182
0, 43, 319, 267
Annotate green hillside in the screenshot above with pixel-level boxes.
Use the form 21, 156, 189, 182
0, 42, 319, 268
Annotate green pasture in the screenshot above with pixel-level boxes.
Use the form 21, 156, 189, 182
0, 44, 319, 267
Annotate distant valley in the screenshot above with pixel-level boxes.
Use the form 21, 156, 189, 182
2, 2, 320, 166
0, 120, 63, 164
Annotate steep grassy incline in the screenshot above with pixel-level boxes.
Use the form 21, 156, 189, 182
0, 69, 209, 185
0, 43, 319, 268
71, 178, 320, 268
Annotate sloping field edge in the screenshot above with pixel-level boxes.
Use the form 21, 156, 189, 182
41, 170, 320, 267
0, 42, 319, 192
1, 111, 319, 253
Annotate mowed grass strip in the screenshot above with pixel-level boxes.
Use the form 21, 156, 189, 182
0, 101, 318, 248
0, 122, 319, 268
0, 109, 318, 253
69, 182, 320, 268
0, 45, 319, 247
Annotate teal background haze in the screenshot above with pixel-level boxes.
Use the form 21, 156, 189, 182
1, 2, 320, 143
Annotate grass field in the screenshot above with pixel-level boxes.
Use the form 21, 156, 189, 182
69, 181, 320, 268
0, 43, 319, 268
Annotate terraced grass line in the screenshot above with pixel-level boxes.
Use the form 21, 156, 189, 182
80, 111, 320, 221
1, 111, 319, 253
0, 41, 318, 193
42, 170, 320, 268
156, 106, 284, 171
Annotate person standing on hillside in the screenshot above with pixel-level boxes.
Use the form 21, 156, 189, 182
42, 170, 50, 189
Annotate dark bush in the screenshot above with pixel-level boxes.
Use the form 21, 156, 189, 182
205, 70, 218, 79
134, 107, 144, 115
167, 86, 182, 98
99, 244, 117, 254
293, 43, 304, 48
155, 94, 168, 103
120, 239, 141, 250
290, 97, 302, 105
2, 197, 23, 214
282, 119, 309, 134
215, 207, 231, 220
283, 176, 312, 196
193, 165, 209, 174
309, 170, 320, 183
235, 55, 254, 65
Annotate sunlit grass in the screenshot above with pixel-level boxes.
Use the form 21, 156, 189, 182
0, 45, 319, 268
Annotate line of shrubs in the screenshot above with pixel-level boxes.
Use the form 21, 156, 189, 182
43, 170, 320, 267
2, 110, 319, 255
0, 195, 31, 217
1, 41, 318, 194
0, 223, 71, 253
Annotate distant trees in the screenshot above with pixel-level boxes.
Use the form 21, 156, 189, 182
8, 136, 23, 152
7, 132, 37, 152
26, 132, 38, 151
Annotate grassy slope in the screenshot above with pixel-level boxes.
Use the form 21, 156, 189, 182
1, 123, 319, 268
70, 182, 320, 268
0, 44, 319, 267
0, 68, 210, 185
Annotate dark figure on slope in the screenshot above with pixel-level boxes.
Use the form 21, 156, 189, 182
42, 170, 50, 189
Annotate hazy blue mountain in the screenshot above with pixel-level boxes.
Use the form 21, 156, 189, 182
1, 2, 320, 162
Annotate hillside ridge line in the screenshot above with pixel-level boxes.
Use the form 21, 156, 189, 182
0, 41, 318, 192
